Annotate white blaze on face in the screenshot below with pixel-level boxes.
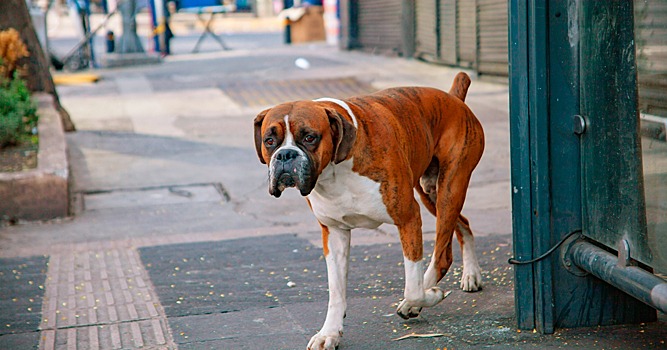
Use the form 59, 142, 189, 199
268, 115, 308, 184
282, 115, 295, 146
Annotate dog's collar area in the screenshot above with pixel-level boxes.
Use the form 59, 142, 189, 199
314, 97, 358, 128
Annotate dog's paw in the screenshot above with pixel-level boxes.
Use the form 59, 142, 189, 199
460, 266, 483, 292
307, 331, 341, 350
396, 299, 422, 320
396, 287, 449, 319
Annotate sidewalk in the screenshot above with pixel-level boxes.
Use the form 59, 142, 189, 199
0, 17, 665, 349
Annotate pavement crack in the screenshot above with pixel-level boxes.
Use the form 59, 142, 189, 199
81, 182, 229, 199
213, 182, 231, 202
39, 315, 163, 331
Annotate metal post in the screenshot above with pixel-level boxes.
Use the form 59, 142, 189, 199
283, 0, 293, 44
508, 0, 534, 331
569, 241, 667, 314
338, 0, 358, 50
118, 0, 144, 53
401, 0, 415, 58
508, 0, 552, 333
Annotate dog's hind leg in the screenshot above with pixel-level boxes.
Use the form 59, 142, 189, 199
424, 135, 482, 290
425, 105, 484, 292
418, 157, 442, 289
423, 214, 482, 291
418, 157, 439, 215
455, 215, 483, 291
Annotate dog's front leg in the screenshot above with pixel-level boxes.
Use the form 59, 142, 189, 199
308, 225, 350, 350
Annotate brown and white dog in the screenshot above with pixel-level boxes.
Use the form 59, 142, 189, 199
253, 72, 485, 350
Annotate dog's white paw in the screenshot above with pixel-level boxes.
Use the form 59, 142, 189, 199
460, 266, 483, 292
396, 287, 448, 319
307, 331, 341, 350
396, 299, 423, 319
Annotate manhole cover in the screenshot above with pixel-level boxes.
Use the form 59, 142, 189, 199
220, 77, 376, 107
83, 183, 228, 210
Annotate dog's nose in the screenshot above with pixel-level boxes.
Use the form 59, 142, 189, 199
275, 148, 299, 162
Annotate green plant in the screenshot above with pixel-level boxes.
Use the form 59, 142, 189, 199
0, 28, 29, 80
0, 28, 37, 149
0, 71, 37, 148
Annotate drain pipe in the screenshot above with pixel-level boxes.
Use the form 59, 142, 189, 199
567, 240, 667, 313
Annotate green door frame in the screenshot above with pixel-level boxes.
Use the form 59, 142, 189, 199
508, 0, 657, 333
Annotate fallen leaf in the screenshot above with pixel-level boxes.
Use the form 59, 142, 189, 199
392, 333, 446, 341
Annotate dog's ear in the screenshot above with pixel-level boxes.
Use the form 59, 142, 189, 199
326, 108, 357, 164
254, 109, 270, 164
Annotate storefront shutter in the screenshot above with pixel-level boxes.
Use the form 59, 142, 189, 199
456, 0, 477, 68
415, 0, 439, 60
439, 0, 457, 64
477, 0, 508, 75
356, 0, 404, 55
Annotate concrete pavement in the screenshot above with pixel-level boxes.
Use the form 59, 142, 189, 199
0, 16, 665, 349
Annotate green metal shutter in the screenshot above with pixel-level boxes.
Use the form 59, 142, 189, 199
439, 0, 457, 64
477, 0, 508, 75
456, 0, 476, 68
357, 0, 404, 55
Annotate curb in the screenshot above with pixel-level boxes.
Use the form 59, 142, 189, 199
0, 93, 69, 221
99, 53, 163, 69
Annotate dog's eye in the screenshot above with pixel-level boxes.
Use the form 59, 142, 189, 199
304, 135, 316, 143
264, 137, 275, 146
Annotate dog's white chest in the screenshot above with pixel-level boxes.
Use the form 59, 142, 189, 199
307, 159, 393, 229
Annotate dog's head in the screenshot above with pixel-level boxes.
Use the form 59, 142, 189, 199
254, 101, 357, 198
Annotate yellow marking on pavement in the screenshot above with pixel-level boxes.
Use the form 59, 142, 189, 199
53, 73, 100, 85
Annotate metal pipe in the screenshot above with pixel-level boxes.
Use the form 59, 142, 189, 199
570, 241, 667, 314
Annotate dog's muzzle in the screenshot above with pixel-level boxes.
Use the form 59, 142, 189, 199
268, 148, 313, 198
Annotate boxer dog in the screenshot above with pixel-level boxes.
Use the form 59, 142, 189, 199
253, 72, 484, 350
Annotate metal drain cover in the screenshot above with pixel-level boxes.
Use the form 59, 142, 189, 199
220, 77, 376, 107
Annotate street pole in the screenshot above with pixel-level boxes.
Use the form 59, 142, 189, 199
153, 0, 167, 55
118, 0, 144, 53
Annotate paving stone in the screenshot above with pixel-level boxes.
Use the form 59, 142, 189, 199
169, 306, 306, 344
38, 249, 175, 349
0, 331, 41, 350
0, 256, 48, 337
140, 234, 328, 317
176, 332, 310, 350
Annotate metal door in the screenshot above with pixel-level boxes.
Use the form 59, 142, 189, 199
509, 0, 661, 333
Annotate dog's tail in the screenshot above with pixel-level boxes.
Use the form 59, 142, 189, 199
448, 72, 471, 102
